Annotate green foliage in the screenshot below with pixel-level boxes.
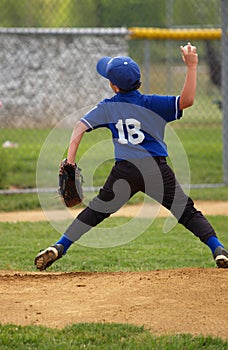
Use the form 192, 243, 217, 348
0, 0, 221, 28
171, 0, 221, 26
0, 0, 70, 27
0, 324, 227, 350
0, 0, 166, 28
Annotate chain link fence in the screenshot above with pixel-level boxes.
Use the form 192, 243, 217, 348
0, 0, 226, 190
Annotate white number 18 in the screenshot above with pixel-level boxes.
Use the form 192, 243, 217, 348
115, 118, 145, 145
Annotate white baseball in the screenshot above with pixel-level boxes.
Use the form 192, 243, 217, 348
183, 44, 192, 53
182, 43, 196, 54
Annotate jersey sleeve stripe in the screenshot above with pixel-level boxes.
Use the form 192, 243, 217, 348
175, 96, 180, 119
80, 118, 93, 130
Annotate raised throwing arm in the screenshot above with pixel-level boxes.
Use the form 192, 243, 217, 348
179, 42, 198, 110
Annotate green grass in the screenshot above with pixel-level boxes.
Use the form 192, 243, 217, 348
189, 186, 228, 201
0, 129, 49, 189
0, 193, 41, 212
0, 324, 227, 350
0, 216, 227, 272
171, 126, 223, 184
0, 124, 225, 190
0, 185, 228, 212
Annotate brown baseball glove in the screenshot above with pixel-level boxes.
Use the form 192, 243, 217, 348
58, 158, 83, 207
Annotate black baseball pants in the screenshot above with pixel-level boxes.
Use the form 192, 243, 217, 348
65, 157, 216, 243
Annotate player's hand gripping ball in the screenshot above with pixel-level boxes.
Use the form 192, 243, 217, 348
182, 42, 195, 54
180, 42, 198, 65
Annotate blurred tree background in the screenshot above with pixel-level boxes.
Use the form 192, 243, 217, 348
0, 0, 221, 28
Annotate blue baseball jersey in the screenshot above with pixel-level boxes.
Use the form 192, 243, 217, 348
80, 90, 182, 161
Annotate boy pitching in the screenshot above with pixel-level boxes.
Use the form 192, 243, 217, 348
35, 43, 228, 270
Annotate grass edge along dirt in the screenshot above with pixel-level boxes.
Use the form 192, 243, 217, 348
0, 185, 228, 212
0, 323, 227, 350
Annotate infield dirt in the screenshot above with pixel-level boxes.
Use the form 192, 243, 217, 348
0, 201, 227, 340
0, 200, 227, 222
0, 268, 227, 340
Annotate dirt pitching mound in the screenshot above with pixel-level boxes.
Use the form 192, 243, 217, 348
0, 268, 227, 340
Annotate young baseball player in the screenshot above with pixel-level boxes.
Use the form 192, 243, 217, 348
35, 43, 228, 270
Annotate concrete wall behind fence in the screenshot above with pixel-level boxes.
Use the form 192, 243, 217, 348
0, 28, 128, 127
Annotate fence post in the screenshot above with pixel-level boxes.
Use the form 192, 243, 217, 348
143, 39, 150, 93
221, 0, 228, 185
